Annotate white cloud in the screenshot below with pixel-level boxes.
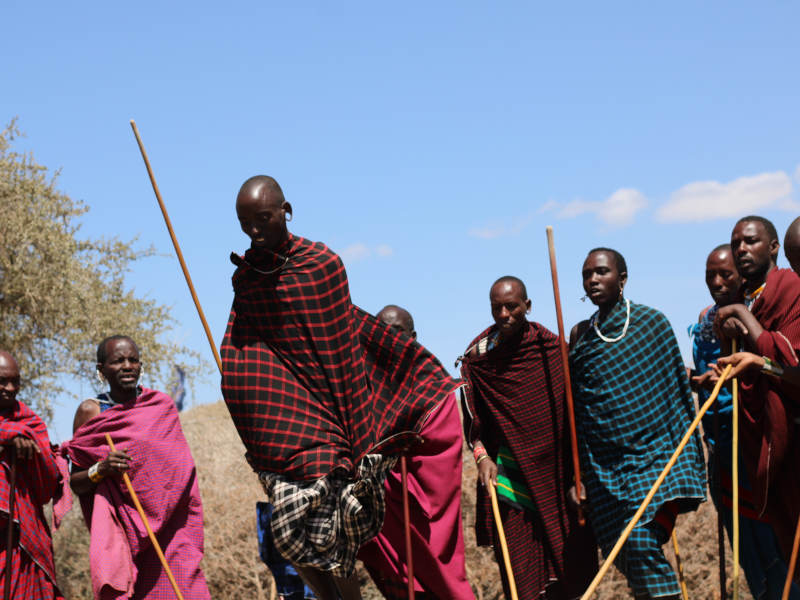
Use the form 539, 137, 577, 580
468, 214, 534, 240
543, 188, 648, 227
656, 171, 794, 223
338, 243, 394, 263
793, 164, 800, 184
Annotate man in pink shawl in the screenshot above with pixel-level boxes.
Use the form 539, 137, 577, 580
57, 336, 210, 599
357, 306, 473, 599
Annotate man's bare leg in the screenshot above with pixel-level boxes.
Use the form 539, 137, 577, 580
333, 572, 362, 600
294, 565, 339, 600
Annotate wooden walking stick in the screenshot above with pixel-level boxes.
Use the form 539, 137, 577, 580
129, 119, 223, 374
783, 511, 800, 600
400, 455, 415, 600
488, 483, 519, 600
105, 434, 185, 600
580, 365, 733, 600
731, 340, 740, 600
714, 397, 727, 600
4, 447, 16, 600
671, 530, 689, 600
545, 226, 585, 526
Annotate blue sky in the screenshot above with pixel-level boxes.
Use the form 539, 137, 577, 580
3, 2, 799, 442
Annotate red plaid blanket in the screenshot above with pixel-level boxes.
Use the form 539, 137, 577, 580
0, 401, 62, 598
221, 234, 456, 482
460, 321, 592, 590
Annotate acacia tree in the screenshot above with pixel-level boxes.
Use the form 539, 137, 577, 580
0, 120, 205, 422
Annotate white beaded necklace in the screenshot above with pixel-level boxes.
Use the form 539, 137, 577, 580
592, 298, 631, 343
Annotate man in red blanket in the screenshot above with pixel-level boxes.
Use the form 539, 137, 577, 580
58, 336, 210, 599
358, 305, 473, 599
715, 215, 800, 578
458, 276, 597, 600
221, 176, 457, 600
0, 350, 64, 600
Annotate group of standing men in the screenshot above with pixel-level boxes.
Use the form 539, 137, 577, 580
1, 335, 210, 599
2, 171, 800, 600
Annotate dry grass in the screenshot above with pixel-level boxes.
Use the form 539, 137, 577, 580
53, 401, 753, 599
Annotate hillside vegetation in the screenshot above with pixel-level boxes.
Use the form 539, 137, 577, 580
53, 401, 751, 599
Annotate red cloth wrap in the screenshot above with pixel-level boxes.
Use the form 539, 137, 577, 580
220, 235, 457, 481
460, 321, 596, 598
56, 389, 209, 600
739, 268, 800, 572
0, 401, 63, 599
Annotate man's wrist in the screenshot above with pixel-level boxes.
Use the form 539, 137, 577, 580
762, 356, 784, 378
88, 462, 105, 483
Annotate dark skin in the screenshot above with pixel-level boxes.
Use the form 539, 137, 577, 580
714, 220, 780, 348
236, 180, 360, 600
474, 280, 531, 489
70, 338, 138, 496
708, 220, 800, 390
376, 305, 416, 338
569, 250, 628, 350
0, 350, 42, 460
567, 250, 629, 506
690, 248, 742, 392
236, 176, 292, 251
784, 216, 800, 276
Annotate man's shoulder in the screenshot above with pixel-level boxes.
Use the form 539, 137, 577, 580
767, 267, 800, 291
631, 301, 670, 325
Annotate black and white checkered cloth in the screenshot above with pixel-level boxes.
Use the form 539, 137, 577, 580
258, 454, 396, 577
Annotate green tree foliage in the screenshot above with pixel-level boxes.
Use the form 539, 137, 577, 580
0, 120, 205, 422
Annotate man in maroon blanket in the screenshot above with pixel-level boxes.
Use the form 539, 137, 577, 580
57, 336, 210, 600
221, 176, 457, 600
358, 305, 473, 600
458, 277, 597, 600
0, 350, 64, 600
715, 215, 800, 579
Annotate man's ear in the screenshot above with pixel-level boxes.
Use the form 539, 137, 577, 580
283, 201, 293, 218
525, 298, 532, 313
619, 272, 628, 289
769, 238, 781, 261
411, 331, 417, 340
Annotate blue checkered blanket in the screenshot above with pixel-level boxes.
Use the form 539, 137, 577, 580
570, 300, 706, 551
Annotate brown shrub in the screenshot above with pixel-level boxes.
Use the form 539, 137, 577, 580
52, 401, 754, 599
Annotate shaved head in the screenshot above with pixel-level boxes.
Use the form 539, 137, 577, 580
377, 305, 416, 338
237, 175, 285, 206
0, 350, 19, 371
785, 216, 800, 276
236, 175, 292, 250
0, 350, 21, 409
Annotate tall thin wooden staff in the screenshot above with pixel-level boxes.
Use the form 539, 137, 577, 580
731, 340, 740, 600
488, 483, 519, 600
545, 226, 585, 525
4, 448, 16, 600
105, 434, 185, 600
714, 394, 727, 600
131, 120, 281, 600
580, 365, 733, 599
671, 531, 689, 600
400, 456, 415, 600
129, 120, 223, 374
783, 513, 800, 600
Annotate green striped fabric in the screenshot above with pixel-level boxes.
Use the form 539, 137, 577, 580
495, 445, 536, 512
